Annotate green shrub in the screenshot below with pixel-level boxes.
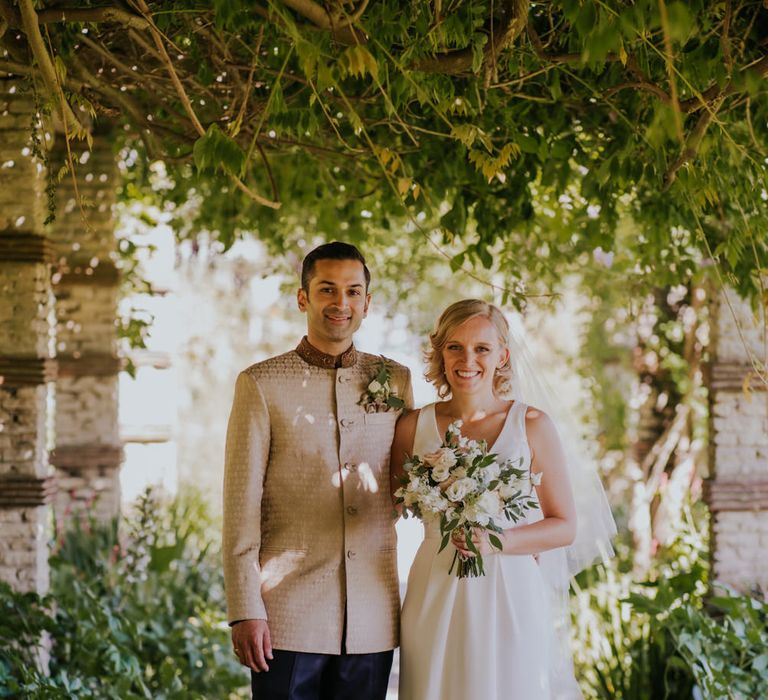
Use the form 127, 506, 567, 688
572, 506, 768, 700
0, 488, 248, 699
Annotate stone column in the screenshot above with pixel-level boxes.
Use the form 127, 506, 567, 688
48, 131, 123, 524
0, 78, 56, 593
706, 289, 768, 596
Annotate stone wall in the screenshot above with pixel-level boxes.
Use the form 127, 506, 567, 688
0, 77, 55, 594
707, 289, 768, 596
49, 134, 122, 525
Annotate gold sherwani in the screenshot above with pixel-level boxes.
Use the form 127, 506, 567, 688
222, 341, 413, 654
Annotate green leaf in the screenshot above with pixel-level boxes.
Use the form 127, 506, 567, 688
438, 531, 451, 553
666, 2, 694, 42
193, 123, 246, 177
440, 197, 467, 237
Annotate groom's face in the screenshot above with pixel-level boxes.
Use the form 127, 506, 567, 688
297, 258, 371, 351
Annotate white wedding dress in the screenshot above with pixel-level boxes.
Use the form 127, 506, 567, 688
399, 402, 582, 700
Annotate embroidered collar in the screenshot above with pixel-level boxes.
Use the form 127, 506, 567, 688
295, 336, 357, 369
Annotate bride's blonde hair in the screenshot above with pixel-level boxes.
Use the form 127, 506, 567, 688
425, 299, 513, 399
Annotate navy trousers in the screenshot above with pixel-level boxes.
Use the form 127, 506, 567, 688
251, 649, 393, 700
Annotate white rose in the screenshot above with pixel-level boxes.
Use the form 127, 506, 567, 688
431, 463, 452, 482
445, 477, 478, 503
476, 490, 502, 520
424, 448, 458, 471
368, 380, 383, 393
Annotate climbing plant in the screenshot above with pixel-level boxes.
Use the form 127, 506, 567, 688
1, 0, 766, 303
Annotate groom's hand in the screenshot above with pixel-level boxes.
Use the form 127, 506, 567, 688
232, 619, 273, 672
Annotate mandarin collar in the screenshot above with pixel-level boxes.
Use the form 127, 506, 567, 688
295, 336, 357, 369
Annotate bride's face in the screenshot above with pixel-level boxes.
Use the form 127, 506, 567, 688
441, 316, 509, 396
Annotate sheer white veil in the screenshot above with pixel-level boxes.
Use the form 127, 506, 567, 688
504, 316, 617, 581
503, 315, 616, 697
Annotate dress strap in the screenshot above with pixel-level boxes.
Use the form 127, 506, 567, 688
412, 403, 438, 457
511, 401, 532, 463
514, 401, 529, 435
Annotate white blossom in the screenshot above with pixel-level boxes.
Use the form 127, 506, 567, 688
424, 447, 457, 471
476, 490, 503, 520
445, 477, 478, 502
431, 463, 452, 482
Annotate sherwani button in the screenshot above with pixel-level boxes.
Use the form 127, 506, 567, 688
347, 506, 358, 515
347, 550, 357, 559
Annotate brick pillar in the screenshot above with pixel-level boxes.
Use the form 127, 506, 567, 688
0, 78, 56, 593
706, 289, 768, 596
48, 132, 123, 524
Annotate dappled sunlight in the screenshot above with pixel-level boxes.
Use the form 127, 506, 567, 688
357, 462, 379, 493
260, 549, 307, 594
330, 462, 379, 493
331, 468, 348, 489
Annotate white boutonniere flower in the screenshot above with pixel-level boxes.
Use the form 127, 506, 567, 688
359, 359, 405, 413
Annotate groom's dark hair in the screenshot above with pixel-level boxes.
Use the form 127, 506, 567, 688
301, 241, 371, 292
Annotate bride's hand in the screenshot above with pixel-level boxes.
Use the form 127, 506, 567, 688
451, 528, 502, 557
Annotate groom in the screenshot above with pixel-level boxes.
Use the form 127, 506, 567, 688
222, 241, 413, 699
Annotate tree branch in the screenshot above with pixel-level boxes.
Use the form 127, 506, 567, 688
662, 93, 726, 191
414, 0, 529, 74
604, 81, 672, 104
278, 0, 365, 45
17, 0, 84, 137
131, 0, 205, 136
37, 6, 149, 30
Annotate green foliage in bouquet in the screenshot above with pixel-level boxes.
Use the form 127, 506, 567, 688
396, 420, 539, 578
0, 488, 248, 699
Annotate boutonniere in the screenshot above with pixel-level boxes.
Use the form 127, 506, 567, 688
360, 359, 405, 413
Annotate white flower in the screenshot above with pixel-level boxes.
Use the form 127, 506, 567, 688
499, 476, 528, 500
447, 420, 463, 435
424, 447, 457, 471
530, 470, 543, 487
408, 475, 429, 496
431, 463, 452, 482
403, 490, 420, 507
462, 503, 490, 527
420, 487, 449, 513
445, 477, 478, 503
451, 466, 467, 480
480, 461, 501, 484
367, 379, 383, 393
476, 490, 502, 520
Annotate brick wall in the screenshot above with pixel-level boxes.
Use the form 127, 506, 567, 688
0, 77, 54, 594
49, 134, 122, 524
708, 290, 768, 596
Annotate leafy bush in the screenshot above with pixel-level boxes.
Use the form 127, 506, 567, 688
0, 488, 248, 699
572, 507, 768, 700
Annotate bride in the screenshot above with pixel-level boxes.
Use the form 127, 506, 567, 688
391, 299, 609, 700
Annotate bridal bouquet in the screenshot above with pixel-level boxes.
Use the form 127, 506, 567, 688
394, 420, 540, 578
